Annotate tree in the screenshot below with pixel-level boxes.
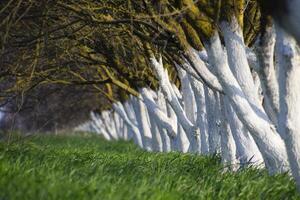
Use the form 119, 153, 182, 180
2, 0, 300, 190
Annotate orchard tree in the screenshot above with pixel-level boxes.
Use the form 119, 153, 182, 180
2, 0, 300, 190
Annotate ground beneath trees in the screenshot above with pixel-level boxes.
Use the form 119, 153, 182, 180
0, 134, 299, 200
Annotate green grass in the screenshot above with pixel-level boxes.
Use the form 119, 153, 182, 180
0, 134, 299, 200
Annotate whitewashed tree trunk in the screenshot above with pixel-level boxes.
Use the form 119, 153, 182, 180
118, 113, 126, 139
214, 92, 222, 153
165, 102, 178, 151
256, 25, 279, 124
113, 102, 144, 148
220, 17, 275, 167
90, 112, 112, 141
205, 31, 289, 173
156, 89, 172, 152
121, 121, 129, 141
96, 113, 111, 139
140, 88, 177, 137
185, 47, 223, 92
132, 95, 153, 151
221, 18, 259, 104
151, 57, 195, 134
149, 111, 163, 152
221, 17, 274, 125
205, 87, 219, 154
227, 103, 264, 166
176, 65, 200, 153
123, 101, 137, 125
124, 100, 145, 148
276, 27, 300, 188
180, 69, 196, 123
190, 75, 209, 154
101, 111, 118, 140
177, 124, 190, 153
113, 111, 122, 139
219, 96, 237, 167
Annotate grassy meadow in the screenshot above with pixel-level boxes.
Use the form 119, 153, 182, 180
0, 134, 299, 200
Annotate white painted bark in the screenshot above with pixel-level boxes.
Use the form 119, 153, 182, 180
205, 31, 289, 173
226, 102, 264, 166
121, 121, 128, 140
252, 72, 264, 105
151, 57, 200, 152
113, 102, 143, 148
90, 112, 112, 141
101, 111, 118, 140
149, 111, 163, 152
192, 53, 221, 154
123, 101, 137, 126
151, 57, 194, 134
220, 17, 269, 166
178, 68, 196, 124
88, 122, 97, 133
227, 71, 264, 166
76, 120, 99, 134
205, 87, 219, 154
256, 25, 279, 124
220, 18, 268, 118
118, 114, 127, 140
166, 101, 179, 151
176, 65, 200, 152
131, 95, 153, 151
276, 27, 300, 188
190, 75, 209, 154
101, 117, 115, 140
124, 100, 145, 147
219, 96, 237, 166
112, 111, 122, 139
171, 84, 183, 102
185, 47, 223, 92
177, 124, 190, 153
213, 92, 222, 153
170, 84, 189, 153
140, 88, 177, 137
156, 88, 172, 152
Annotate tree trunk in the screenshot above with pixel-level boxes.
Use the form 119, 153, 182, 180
276, 27, 300, 188
133, 96, 153, 151
205, 31, 289, 173
205, 87, 219, 154
220, 96, 238, 167
190, 75, 209, 154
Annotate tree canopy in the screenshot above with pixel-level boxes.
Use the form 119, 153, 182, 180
0, 0, 273, 130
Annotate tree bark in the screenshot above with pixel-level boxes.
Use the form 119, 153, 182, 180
205, 31, 289, 173
276, 27, 300, 188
